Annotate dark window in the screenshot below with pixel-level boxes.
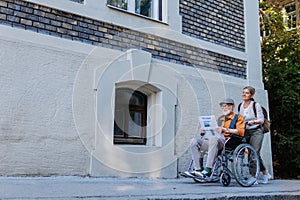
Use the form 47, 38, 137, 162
114, 88, 147, 145
158, 0, 162, 21
135, 0, 152, 17
107, 0, 128, 10
107, 0, 163, 22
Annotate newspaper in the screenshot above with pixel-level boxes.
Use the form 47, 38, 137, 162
199, 115, 220, 138
199, 115, 218, 130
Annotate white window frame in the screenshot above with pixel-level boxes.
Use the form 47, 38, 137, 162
114, 81, 163, 147
107, 0, 167, 23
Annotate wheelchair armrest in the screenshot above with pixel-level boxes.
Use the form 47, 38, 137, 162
225, 134, 246, 150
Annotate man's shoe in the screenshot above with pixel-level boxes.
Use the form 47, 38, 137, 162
191, 170, 211, 178
189, 170, 201, 177
182, 171, 195, 178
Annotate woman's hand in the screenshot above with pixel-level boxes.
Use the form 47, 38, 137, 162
247, 120, 259, 126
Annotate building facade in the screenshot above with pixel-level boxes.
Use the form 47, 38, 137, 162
0, 0, 272, 178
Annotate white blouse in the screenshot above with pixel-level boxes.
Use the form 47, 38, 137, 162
239, 101, 264, 130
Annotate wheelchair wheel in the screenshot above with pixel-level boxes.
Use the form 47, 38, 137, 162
220, 172, 231, 187
231, 143, 260, 187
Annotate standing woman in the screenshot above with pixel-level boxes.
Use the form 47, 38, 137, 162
239, 86, 271, 184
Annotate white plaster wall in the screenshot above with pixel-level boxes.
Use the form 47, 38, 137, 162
0, 26, 91, 176
244, 0, 273, 177
244, 0, 264, 88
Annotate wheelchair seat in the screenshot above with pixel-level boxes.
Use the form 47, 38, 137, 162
217, 134, 246, 156
224, 134, 246, 151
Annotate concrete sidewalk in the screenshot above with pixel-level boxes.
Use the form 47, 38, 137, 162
0, 176, 299, 200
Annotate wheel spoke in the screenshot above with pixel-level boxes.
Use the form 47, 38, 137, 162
232, 144, 260, 187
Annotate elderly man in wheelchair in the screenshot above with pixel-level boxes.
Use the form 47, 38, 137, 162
181, 98, 260, 187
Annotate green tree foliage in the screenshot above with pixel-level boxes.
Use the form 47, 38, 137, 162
260, 2, 300, 179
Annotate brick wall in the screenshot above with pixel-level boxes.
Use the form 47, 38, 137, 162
0, 0, 246, 78
179, 0, 245, 51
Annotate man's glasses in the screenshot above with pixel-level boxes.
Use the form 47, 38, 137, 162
220, 104, 233, 109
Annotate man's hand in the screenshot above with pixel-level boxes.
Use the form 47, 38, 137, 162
223, 132, 231, 138
200, 128, 205, 136
222, 127, 231, 138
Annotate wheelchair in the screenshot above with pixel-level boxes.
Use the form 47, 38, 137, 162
180, 134, 260, 187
